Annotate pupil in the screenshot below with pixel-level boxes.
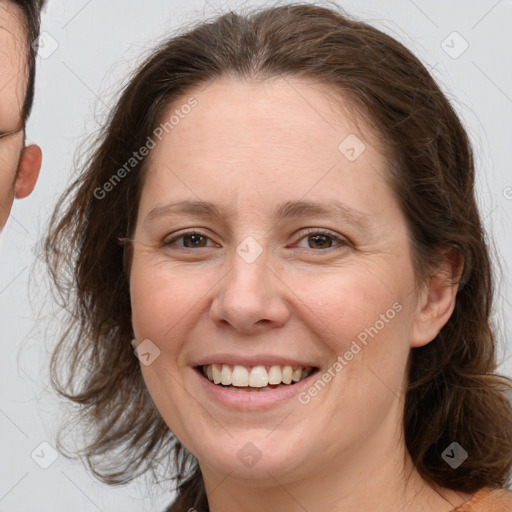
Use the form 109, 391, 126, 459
310, 234, 331, 249
184, 234, 205, 247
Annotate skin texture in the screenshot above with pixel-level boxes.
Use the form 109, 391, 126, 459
130, 77, 468, 512
0, 1, 42, 231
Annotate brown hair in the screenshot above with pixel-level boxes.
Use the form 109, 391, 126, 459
6, 0, 46, 122
44, 2, 512, 510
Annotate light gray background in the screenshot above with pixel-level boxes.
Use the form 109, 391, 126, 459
1, 0, 511, 510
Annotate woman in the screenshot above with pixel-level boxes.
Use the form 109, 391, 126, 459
45, 3, 512, 511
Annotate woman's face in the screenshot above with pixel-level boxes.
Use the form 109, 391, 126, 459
130, 77, 428, 485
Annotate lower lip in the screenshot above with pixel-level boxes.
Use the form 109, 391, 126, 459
193, 367, 319, 410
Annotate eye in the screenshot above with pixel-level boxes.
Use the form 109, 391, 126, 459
161, 228, 349, 252
162, 230, 217, 249
0, 127, 22, 139
294, 229, 349, 251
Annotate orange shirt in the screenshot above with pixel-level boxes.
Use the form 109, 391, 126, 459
449, 487, 512, 511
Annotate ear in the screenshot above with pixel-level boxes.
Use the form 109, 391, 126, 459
410, 249, 464, 348
14, 143, 42, 199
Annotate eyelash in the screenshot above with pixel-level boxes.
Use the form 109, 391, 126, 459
161, 228, 349, 252
0, 128, 22, 139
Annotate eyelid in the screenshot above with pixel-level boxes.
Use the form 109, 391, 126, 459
291, 227, 350, 249
0, 127, 23, 139
162, 227, 349, 250
162, 229, 218, 248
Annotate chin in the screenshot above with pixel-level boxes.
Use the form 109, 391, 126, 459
191, 433, 313, 484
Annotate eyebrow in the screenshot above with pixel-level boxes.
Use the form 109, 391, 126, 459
144, 199, 371, 230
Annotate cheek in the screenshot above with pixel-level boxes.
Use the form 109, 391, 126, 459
129, 259, 206, 442
0, 145, 19, 182
0, 148, 19, 227
291, 266, 404, 344
129, 257, 216, 352
294, 267, 412, 399
293, 272, 412, 442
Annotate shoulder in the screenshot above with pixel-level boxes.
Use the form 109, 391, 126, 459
452, 487, 512, 511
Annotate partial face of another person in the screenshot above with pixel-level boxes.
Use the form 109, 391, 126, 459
0, 1, 41, 231
129, 77, 457, 486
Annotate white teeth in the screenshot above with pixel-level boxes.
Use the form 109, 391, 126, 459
249, 366, 268, 387
202, 363, 314, 388
281, 366, 293, 384
292, 367, 303, 382
221, 364, 232, 385
268, 365, 282, 385
212, 364, 222, 384
232, 365, 249, 386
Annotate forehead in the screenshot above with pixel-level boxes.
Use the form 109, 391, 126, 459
139, 77, 394, 222
176, 76, 370, 140
148, 76, 382, 173
0, 1, 28, 128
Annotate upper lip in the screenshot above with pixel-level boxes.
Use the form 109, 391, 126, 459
190, 354, 319, 369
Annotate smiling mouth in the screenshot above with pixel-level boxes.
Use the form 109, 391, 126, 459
196, 364, 319, 392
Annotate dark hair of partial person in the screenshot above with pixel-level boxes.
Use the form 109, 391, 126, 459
44, 2, 512, 511
8, 0, 46, 122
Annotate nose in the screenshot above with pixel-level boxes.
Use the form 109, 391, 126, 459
209, 250, 291, 334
